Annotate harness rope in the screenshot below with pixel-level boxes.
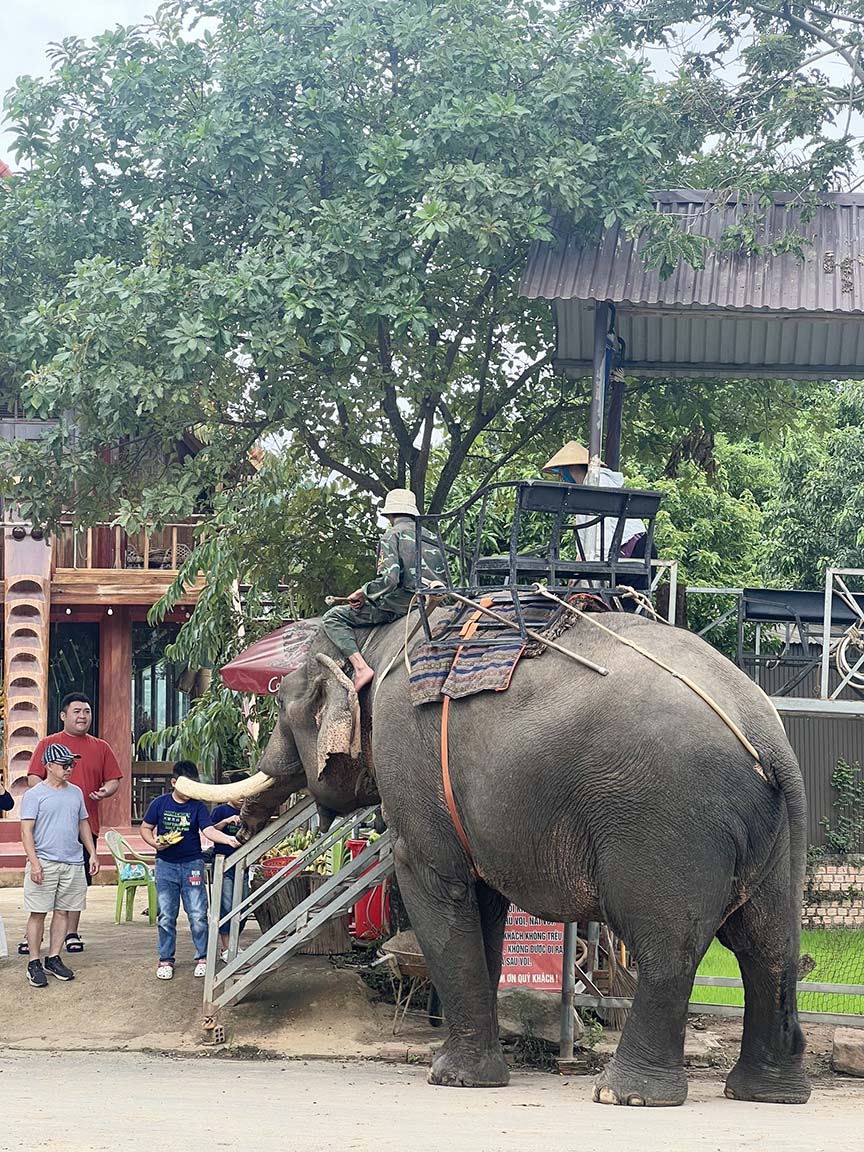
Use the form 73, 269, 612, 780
440, 602, 493, 878
532, 584, 768, 781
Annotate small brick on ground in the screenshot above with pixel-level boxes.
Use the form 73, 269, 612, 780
831, 1027, 864, 1077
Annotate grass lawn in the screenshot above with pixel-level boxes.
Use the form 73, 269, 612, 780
692, 930, 864, 1016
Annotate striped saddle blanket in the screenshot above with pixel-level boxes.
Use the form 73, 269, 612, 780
408, 596, 563, 706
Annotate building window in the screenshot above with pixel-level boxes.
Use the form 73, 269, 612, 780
48, 623, 100, 735
132, 624, 189, 761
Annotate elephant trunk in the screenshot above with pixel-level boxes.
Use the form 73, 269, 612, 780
173, 770, 275, 806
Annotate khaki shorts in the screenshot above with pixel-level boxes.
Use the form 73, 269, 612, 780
24, 859, 88, 914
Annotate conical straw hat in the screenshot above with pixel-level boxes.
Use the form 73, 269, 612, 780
542, 441, 590, 473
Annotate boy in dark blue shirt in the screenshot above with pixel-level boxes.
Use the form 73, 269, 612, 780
141, 762, 239, 980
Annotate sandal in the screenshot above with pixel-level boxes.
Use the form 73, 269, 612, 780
156, 962, 174, 980
18, 940, 29, 956
64, 933, 85, 954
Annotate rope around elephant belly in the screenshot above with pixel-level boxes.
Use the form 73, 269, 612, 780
533, 583, 768, 782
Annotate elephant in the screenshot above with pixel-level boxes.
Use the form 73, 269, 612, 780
180, 608, 810, 1107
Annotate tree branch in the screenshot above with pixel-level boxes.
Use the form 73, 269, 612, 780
751, 3, 864, 84
478, 351, 555, 422
437, 396, 460, 440
410, 394, 437, 509
377, 317, 417, 472
296, 427, 392, 497
801, 3, 864, 26
473, 400, 589, 490
428, 352, 555, 513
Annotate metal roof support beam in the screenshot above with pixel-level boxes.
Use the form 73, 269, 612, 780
588, 301, 610, 475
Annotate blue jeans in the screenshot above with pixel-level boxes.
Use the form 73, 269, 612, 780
155, 857, 209, 962
219, 864, 250, 935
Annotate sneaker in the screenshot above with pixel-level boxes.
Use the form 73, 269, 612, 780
27, 960, 48, 988
44, 955, 75, 981
156, 962, 174, 980
194, 960, 207, 978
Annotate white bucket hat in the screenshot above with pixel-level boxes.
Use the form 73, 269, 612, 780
381, 488, 420, 517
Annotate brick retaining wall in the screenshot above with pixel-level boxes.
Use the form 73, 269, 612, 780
803, 858, 864, 928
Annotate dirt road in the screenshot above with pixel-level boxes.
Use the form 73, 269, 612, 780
3, 1051, 862, 1152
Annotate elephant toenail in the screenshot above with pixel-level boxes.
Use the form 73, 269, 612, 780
598, 1087, 619, 1105
628, 1095, 645, 1106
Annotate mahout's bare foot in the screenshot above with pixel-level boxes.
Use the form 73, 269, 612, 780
352, 666, 374, 693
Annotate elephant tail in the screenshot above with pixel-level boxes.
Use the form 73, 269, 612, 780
765, 744, 808, 949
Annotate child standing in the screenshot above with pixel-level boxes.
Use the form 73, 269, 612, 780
140, 761, 239, 980
209, 795, 250, 960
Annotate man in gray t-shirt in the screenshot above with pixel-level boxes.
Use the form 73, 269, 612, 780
20, 743, 100, 987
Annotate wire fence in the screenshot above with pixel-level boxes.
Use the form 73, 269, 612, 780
695, 863, 864, 1021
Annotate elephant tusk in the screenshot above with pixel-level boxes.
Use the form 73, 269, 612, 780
173, 770, 275, 805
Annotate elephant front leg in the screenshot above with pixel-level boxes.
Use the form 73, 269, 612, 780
394, 842, 509, 1088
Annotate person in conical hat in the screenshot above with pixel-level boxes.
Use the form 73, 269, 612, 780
320, 489, 449, 692
541, 441, 590, 485
542, 441, 648, 566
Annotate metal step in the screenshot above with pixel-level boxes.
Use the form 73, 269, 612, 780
202, 802, 394, 1012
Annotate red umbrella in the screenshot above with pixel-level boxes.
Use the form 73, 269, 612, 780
220, 620, 319, 694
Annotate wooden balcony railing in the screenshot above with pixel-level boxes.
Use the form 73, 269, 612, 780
55, 521, 200, 572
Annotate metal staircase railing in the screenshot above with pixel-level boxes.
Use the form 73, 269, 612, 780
203, 796, 394, 1017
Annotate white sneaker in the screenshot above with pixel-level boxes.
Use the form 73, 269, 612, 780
219, 949, 229, 962
156, 962, 174, 980
194, 960, 207, 978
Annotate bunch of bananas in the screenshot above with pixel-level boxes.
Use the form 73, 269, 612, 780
156, 830, 184, 847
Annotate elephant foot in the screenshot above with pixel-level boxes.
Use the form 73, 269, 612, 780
428, 1041, 510, 1088
724, 1060, 810, 1104
593, 1059, 687, 1107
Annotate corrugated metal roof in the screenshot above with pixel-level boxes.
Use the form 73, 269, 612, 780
521, 191, 864, 313
554, 299, 864, 378
522, 191, 864, 378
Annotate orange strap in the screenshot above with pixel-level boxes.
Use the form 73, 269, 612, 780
441, 601, 492, 878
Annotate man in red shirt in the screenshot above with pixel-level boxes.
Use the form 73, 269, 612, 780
27, 692, 123, 953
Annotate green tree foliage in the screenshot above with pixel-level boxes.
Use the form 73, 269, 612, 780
766, 383, 864, 587
1, 0, 859, 528
137, 454, 376, 768
593, 1, 864, 191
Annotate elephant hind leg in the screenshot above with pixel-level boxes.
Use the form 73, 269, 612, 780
717, 867, 810, 1104
393, 840, 509, 1088
594, 867, 732, 1107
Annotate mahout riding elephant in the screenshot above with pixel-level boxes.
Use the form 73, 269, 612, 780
180, 610, 809, 1107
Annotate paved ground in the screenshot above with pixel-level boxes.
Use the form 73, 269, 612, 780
3, 1050, 863, 1152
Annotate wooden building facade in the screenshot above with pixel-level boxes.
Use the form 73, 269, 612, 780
1, 447, 203, 853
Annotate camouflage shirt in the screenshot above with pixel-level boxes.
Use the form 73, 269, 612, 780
362, 516, 449, 614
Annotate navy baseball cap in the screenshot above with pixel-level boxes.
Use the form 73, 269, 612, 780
43, 743, 81, 766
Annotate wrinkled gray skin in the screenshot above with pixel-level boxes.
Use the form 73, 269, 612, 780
242, 612, 809, 1107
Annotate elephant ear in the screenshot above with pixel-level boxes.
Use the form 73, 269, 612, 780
312, 653, 362, 779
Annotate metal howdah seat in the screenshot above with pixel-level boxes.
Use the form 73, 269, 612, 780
412, 479, 664, 646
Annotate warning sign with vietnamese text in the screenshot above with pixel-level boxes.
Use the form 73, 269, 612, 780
499, 910, 564, 992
